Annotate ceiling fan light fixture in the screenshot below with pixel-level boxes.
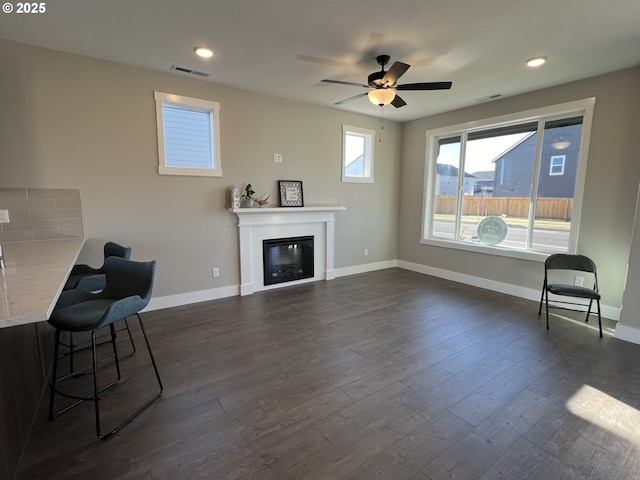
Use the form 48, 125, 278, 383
368, 88, 395, 106
194, 46, 214, 58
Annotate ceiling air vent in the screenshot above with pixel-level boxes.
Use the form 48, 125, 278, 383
170, 65, 209, 77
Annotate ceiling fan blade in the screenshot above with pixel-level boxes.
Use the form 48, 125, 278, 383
382, 62, 410, 86
321, 79, 369, 88
391, 95, 407, 108
334, 92, 368, 105
395, 81, 453, 91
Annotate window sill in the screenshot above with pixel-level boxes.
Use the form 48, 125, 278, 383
158, 166, 222, 177
420, 237, 549, 262
341, 177, 374, 184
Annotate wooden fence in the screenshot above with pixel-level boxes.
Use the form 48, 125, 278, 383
435, 196, 573, 221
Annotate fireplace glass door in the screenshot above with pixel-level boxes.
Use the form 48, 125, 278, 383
263, 236, 314, 286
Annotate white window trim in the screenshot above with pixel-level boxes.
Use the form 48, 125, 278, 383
549, 155, 566, 176
154, 91, 222, 177
342, 125, 375, 183
421, 97, 595, 261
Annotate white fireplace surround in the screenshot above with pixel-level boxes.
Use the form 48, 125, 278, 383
230, 206, 346, 295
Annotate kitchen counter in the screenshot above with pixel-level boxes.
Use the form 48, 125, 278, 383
0, 238, 84, 328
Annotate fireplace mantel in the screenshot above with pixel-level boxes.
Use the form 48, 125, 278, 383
230, 206, 345, 295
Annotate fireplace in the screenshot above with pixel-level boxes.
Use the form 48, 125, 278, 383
230, 206, 345, 295
263, 236, 314, 286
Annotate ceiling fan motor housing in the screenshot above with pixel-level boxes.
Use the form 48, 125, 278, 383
368, 71, 386, 88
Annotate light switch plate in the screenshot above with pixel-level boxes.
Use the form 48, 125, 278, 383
0, 210, 9, 223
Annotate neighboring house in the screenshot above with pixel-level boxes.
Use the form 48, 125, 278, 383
436, 164, 475, 195
493, 124, 582, 198
471, 170, 495, 196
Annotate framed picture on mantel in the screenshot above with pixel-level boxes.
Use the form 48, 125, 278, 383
278, 180, 304, 207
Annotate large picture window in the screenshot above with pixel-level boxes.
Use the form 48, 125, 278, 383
422, 98, 595, 259
154, 91, 221, 177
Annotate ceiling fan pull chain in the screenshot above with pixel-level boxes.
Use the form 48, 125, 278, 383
379, 106, 384, 142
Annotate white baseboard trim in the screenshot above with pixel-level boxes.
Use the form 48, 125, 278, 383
143, 259, 622, 324
396, 260, 621, 321
334, 260, 398, 278
145, 285, 239, 312
614, 323, 640, 344
397, 259, 540, 300
147, 262, 396, 312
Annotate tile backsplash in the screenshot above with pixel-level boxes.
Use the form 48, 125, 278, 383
0, 188, 84, 242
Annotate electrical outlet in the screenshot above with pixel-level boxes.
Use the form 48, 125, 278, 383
273, 153, 283, 163
213, 267, 220, 278
574, 275, 584, 287
0, 210, 9, 223
364, 248, 369, 256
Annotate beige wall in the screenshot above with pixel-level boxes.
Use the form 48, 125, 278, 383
0, 39, 400, 298
398, 67, 640, 310
2, 37, 637, 313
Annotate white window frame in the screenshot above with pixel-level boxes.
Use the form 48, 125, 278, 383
421, 98, 595, 262
154, 91, 222, 177
549, 155, 566, 176
342, 125, 375, 183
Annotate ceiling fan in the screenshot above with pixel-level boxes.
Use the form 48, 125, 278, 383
321, 54, 452, 108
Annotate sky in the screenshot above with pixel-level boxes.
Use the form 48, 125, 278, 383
438, 133, 529, 173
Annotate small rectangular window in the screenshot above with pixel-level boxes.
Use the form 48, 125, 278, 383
154, 91, 221, 177
549, 155, 566, 176
342, 125, 374, 183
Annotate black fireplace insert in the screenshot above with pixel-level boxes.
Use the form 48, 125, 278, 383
263, 236, 314, 286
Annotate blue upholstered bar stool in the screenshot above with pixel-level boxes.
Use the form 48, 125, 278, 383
64, 241, 131, 291
48, 257, 163, 439
61, 242, 135, 374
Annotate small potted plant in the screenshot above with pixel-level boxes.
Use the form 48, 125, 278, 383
241, 183, 255, 208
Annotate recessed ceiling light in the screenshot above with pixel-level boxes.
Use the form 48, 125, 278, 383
526, 56, 547, 68
194, 47, 214, 58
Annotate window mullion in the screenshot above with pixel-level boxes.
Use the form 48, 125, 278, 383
455, 132, 468, 241
527, 120, 546, 249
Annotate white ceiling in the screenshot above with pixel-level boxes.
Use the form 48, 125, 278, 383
1, 0, 639, 122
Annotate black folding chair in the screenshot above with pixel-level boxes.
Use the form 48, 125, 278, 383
538, 253, 602, 337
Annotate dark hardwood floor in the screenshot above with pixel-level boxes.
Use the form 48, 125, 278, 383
15, 268, 640, 479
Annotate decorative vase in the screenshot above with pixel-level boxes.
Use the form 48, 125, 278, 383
231, 187, 240, 209
241, 197, 254, 208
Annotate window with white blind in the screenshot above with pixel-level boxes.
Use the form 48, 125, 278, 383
154, 91, 221, 177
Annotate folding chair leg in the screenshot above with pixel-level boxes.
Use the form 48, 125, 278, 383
538, 288, 545, 316
545, 291, 550, 330
585, 299, 593, 323
597, 300, 602, 338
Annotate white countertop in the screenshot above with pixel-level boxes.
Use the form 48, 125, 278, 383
0, 239, 84, 328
